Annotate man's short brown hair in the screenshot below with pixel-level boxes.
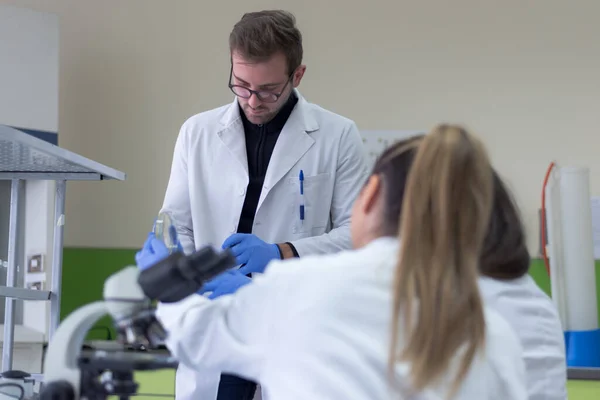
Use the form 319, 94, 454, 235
229, 10, 303, 75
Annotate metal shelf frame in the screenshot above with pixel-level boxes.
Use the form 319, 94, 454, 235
0, 124, 126, 375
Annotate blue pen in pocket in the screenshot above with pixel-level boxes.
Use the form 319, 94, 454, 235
299, 170, 305, 225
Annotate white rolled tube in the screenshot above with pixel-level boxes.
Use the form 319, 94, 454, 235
559, 166, 599, 331
545, 173, 568, 329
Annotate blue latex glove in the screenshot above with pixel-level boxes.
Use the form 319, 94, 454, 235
199, 270, 252, 299
135, 225, 182, 271
221, 233, 281, 275
135, 232, 170, 270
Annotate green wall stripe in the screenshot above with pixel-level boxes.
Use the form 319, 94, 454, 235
61, 248, 600, 340
528, 259, 600, 324
62, 247, 138, 340
529, 259, 553, 295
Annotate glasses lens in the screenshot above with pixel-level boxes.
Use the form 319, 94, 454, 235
230, 85, 279, 103
230, 85, 251, 98
256, 92, 278, 103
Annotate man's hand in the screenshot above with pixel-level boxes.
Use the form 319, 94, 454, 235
198, 270, 252, 299
135, 225, 182, 271
221, 233, 281, 275
135, 232, 171, 270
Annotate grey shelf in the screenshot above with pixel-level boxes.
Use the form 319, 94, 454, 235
0, 124, 126, 376
0, 125, 125, 181
568, 367, 600, 380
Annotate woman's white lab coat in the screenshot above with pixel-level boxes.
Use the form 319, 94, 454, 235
156, 238, 528, 400
479, 275, 567, 400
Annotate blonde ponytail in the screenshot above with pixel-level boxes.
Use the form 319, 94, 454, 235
388, 125, 493, 397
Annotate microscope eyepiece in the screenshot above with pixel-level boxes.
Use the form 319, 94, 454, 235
137, 246, 235, 303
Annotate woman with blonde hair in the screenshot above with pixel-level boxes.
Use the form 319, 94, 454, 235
137, 124, 527, 399
366, 133, 567, 399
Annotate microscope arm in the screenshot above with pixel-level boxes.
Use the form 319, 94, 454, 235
42, 267, 145, 399
41, 301, 110, 399
40, 246, 235, 400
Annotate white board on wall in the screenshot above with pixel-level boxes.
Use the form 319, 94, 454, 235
360, 130, 425, 167
0, 5, 59, 339
0, 5, 59, 132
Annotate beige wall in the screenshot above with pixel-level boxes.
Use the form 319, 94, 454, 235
3, 0, 600, 253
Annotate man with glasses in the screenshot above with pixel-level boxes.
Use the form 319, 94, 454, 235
141, 9, 369, 400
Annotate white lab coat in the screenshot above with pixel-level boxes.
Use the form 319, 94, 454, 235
160, 89, 369, 257
156, 238, 528, 400
158, 89, 369, 399
479, 276, 567, 400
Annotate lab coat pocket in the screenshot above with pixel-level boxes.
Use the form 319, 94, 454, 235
291, 172, 332, 235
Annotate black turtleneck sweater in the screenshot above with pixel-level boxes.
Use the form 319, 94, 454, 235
237, 93, 299, 235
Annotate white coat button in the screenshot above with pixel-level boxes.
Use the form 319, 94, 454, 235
232, 225, 236, 233
239, 188, 246, 196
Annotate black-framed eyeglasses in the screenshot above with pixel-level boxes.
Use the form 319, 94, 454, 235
228, 63, 294, 103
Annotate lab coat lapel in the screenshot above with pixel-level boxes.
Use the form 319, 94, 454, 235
217, 98, 248, 174
258, 93, 318, 210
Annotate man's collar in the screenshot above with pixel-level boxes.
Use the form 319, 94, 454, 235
239, 92, 298, 134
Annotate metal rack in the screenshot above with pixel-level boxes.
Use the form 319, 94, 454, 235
0, 124, 126, 378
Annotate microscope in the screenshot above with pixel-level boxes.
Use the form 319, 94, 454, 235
19, 245, 237, 400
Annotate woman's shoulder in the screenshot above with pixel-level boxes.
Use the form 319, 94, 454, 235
266, 237, 399, 279
483, 306, 522, 347
429, 307, 528, 400
478, 275, 561, 326
475, 307, 528, 398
